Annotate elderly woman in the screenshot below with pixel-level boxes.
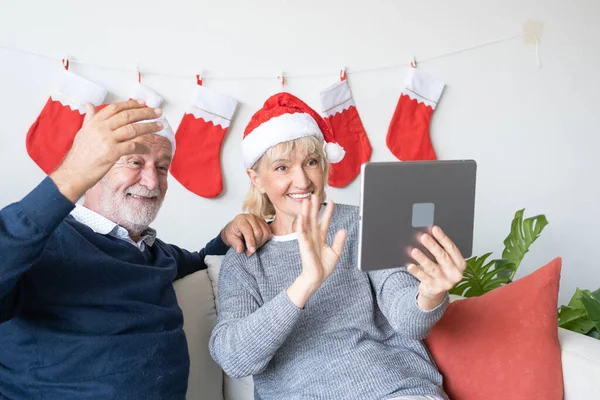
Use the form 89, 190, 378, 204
209, 93, 466, 400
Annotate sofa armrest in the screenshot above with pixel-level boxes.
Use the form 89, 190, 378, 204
559, 327, 600, 399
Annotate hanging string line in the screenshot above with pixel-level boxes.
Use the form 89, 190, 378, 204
0, 32, 540, 82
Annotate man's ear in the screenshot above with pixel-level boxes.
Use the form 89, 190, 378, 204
246, 169, 266, 193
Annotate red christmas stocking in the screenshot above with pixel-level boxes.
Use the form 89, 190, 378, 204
96, 83, 164, 114
320, 79, 372, 187
26, 70, 107, 174
170, 85, 238, 198
386, 67, 445, 161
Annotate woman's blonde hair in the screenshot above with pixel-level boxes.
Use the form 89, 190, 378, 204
243, 136, 329, 220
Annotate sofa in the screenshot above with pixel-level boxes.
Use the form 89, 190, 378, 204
173, 255, 600, 400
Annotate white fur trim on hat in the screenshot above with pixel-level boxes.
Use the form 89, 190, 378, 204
242, 112, 323, 169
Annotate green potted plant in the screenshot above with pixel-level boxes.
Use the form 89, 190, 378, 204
449, 208, 600, 340
558, 288, 600, 339
449, 209, 548, 297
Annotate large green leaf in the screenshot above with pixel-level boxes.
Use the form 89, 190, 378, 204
558, 288, 600, 340
499, 209, 549, 280
449, 253, 514, 297
580, 292, 600, 332
567, 288, 593, 309
560, 318, 596, 335
558, 306, 587, 326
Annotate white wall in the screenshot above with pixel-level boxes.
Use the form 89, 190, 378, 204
1, 0, 598, 305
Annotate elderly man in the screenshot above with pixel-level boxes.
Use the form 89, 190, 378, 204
0, 100, 271, 399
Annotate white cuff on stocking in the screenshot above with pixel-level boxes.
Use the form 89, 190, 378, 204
131, 83, 164, 108
50, 71, 107, 114
320, 80, 356, 117
402, 68, 445, 109
186, 85, 238, 129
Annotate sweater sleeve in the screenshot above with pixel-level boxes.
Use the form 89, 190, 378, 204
171, 233, 230, 280
367, 267, 448, 340
209, 250, 303, 378
0, 177, 75, 321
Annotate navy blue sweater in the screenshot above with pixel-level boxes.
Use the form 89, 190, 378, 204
0, 178, 229, 399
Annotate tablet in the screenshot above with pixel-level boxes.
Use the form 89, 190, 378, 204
357, 160, 477, 272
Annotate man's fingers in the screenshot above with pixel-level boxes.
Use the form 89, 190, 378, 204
107, 106, 163, 130
228, 235, 245, 254
113, 120, 164, 143
116, 141, 151, 157
233, 220, 256, 256
95, 99, 146, 121
83, 103, 97, 124
244, 217, 264, 252
258, 218, 273, 242
251, 216, 273, 246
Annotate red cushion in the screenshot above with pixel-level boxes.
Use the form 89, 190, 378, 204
424, 257, 563, 400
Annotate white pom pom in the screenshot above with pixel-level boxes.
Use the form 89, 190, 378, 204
324, 142, 346, 164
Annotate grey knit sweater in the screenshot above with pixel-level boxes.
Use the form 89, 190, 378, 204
209, 204, 448, 400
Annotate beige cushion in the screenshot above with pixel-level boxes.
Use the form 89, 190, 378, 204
205, 255, 255, 400
173, 269, 223, 400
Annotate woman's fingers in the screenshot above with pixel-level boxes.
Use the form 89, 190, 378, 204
407, 264, 433, 285
307, 194, 320, 241
319, 200, 335, 245
330, 229, 347, 258
431, 226, 467, 272
419, 233, 457, 279
410, 248, 443, 279
295, 213, 306, 238
419, 233, 447, 265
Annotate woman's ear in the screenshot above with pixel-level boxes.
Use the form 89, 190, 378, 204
246, 169, 266, 193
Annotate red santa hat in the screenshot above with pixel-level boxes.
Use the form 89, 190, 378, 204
242, 92, 345, 169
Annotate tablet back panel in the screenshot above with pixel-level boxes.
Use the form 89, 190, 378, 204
358, 160, 477, 272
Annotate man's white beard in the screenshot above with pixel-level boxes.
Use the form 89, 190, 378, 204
98, 180, 164, 237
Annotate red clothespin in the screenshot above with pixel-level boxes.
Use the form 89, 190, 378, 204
277, 71, 285, 88
61, 58, 70, 71
196, 72, 203, 86
410, 56, 417, 68
136, 62, 142, 83
340, 67, 347, 81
